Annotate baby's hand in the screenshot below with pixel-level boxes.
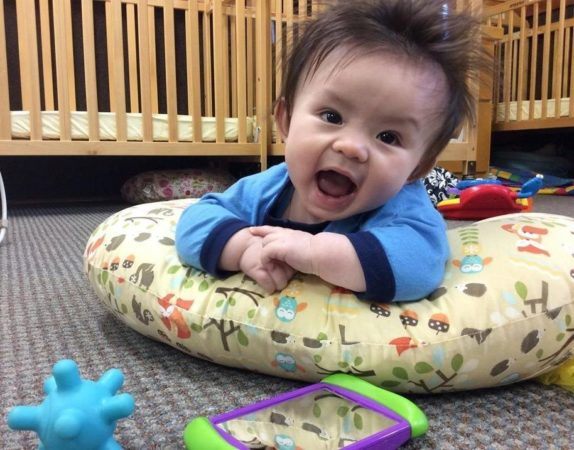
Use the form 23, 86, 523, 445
239, 236, 295, 293
249, 226, 316, 276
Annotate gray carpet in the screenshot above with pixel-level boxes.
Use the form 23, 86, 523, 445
1, 196, 573, 449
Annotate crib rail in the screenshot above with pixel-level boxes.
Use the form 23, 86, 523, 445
486, 0, 574, 130
0, 0, 268, 165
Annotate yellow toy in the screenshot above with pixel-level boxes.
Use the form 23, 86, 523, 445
537, 358, 574, 393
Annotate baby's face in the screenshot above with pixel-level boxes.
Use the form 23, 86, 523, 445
277, 48, 448, 223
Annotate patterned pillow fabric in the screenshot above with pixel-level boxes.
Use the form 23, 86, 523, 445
423, 166, 458, 206
121, 169, 235, 204
85, 200, 574, 393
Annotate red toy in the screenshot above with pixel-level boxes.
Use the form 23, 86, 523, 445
437, 175, 543, 220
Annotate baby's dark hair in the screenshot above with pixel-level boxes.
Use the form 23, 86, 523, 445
278, 0, 483, 179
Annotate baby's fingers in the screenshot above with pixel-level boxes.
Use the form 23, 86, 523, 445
260, 240, 290, 266
249, 225, 279, 237
247, 267, 278, 294
266, 261, 295, 292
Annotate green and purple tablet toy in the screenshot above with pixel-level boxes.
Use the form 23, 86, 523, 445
183, 373, 428, 449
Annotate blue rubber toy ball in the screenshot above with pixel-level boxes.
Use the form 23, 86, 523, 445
7, 359, 134, 450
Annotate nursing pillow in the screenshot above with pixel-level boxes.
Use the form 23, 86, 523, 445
84, 200, 574, 393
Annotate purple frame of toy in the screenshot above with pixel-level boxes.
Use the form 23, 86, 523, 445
210, 381, 412, 449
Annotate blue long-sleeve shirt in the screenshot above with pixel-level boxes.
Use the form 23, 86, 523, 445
175, 163, 449, 302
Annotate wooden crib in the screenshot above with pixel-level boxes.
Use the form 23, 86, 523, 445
485, 0, 574, 131
0, 0, 271, 164
0, 0, 490, 174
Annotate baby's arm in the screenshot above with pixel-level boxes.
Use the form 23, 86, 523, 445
250, 227, 366, 292
175, 164, 288, 276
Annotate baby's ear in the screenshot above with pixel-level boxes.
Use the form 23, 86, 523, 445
274, 98, 290, 140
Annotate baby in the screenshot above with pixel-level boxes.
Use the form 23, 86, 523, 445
176, 0, 482, 302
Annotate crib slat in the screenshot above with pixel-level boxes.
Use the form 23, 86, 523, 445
53, 0, 71, 140
111, 0, 127, 141
235, 0, 247, 143
164, 0, 178, 142
203, 11, 213, 117
552, 29, 559, 101
528, 3, 539, 121
213, 0, 226, 143
298, 0, 307, 46
503, 11, 513, 122
64, 0, 76, 111
511, 17, 518, 103
186, 0, 202, 143
274, 0, 283, 105
147, 5, 159, 114
0, 0, 10, 139
516, 6, 527, 121
553, 0, 566, 119
15, 2, 31, 113
230, 19, 237, 117
126, 4, 140, 113
256, 0, 271, 169
523, 29, 530, 101
493, 12, 503, 119
17, 0, 42, 140
273, 0, 286, 145
562, 26, 570, 98
261, 1, 274, 130
223, 10, 231, 118
105, 2, 115, 112
39, 0, 54, 110
246, 13, 254, 120
82, 0, 100, 141
300, 0, 308, 19
285, 0, 293, 59
540, 0, 551, 119
138, 0, 153, 141
312, 0, 320, 15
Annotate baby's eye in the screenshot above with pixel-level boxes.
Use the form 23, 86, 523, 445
377, 131, 399, 145
320, 111, 342, 124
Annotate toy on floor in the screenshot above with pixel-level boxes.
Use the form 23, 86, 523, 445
537, 358, 574, 393
437, 174, 544, 220
183, 373, 428, 449
7, 359, 134, 450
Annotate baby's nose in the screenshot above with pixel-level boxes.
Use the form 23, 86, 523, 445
333, 136, 369, 162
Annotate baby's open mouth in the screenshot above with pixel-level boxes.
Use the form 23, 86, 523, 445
316, 170, 357, 197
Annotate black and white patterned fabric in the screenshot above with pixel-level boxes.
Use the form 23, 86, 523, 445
423, 166, 459, 206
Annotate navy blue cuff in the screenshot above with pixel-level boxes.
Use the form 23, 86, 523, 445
346, 231, 396, 302
200, 218, 251, 277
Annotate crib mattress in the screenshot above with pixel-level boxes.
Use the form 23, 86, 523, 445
9, 111, 255, 142
496, 97, 573, 122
